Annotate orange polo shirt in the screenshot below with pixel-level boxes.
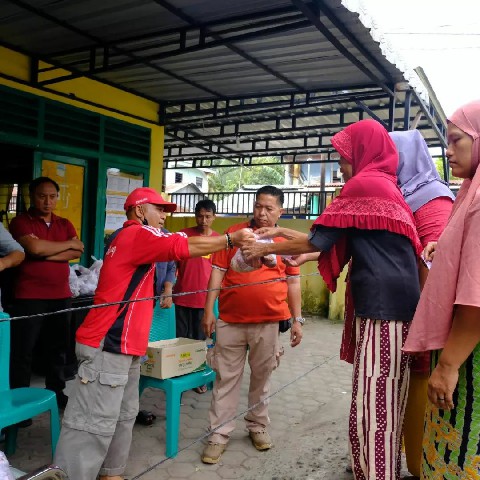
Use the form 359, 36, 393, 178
212, 221, 299, 324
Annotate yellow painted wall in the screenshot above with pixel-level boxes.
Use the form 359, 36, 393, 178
149, 128, 164, 191
328, 266, 348, 321
42, 160, 84, 238
165, 215, 335, 318
0, 46, 164, 186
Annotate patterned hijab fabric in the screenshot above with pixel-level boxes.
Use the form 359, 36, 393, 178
390, 129, 455, 212
404, 100, 480, 353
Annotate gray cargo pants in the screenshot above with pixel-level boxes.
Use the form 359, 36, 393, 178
54, 342, 140, 480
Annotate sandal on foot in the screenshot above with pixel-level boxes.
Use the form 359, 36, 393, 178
135, 410, 156, 426
193, 385, 208, 394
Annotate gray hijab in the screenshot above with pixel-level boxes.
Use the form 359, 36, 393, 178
389, 130, 455, 212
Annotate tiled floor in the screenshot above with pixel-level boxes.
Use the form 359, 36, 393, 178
5, 318, 408, 479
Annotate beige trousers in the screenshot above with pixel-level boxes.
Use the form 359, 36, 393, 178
54, 343, 140, 480
207, 319, 279, 444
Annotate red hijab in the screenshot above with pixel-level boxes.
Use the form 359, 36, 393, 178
313, 119, 422, 362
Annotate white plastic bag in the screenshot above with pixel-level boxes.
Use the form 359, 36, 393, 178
230, 247, 262, 272
69, 266, 80, 297
229, 233, 277, 272
0, 452, 14, 480
69, 256, 103, 297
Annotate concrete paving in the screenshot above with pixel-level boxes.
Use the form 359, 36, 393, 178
5, 318, 407, 479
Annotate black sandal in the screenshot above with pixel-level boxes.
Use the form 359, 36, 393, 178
136, 410, 156, 426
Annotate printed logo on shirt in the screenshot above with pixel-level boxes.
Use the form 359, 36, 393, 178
142, 226, 188, 239
106, 245, 116, 257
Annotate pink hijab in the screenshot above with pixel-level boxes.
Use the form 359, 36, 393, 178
404, 100, 480, 353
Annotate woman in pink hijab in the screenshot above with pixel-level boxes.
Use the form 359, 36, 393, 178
403, 100, 480, 479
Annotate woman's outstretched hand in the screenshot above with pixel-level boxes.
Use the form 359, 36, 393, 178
255, 227, 282, 239
283, 254, 309, 267
241, 241, 269, 260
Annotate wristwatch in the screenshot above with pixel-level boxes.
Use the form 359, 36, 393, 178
293, 317, 305, 325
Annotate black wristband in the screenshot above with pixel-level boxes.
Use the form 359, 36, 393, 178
226, 232, 234, 249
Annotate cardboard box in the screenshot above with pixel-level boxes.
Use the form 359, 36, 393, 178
140, 338, 207, 379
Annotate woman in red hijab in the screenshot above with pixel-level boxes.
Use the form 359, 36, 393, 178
243, 119, 422, 480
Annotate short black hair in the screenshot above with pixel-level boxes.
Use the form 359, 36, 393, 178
195, 199, 216, 215
256, 185, 284, 206
29, 176, 60, 195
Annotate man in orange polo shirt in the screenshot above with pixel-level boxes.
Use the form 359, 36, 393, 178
201, 185, 304, 464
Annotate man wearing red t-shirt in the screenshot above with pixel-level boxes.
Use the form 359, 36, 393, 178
9, 177, 84, 411
200, 186, 304, 465
54, 187, 254, 480
174, 199, 219, 342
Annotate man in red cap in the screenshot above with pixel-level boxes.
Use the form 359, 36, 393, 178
54, 187, 254, 480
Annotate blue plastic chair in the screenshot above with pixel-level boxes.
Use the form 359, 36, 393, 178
139, 303, 216, 458
0, 312, 60, 457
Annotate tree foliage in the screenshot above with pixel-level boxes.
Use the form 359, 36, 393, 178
434, 158, 461, 182
208, 157, 284, 192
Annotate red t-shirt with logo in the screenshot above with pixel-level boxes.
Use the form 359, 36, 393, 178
76, 221, 190, 356
173, 227, 220, 308
9, 209, 77, 299
212, 221, 300, 324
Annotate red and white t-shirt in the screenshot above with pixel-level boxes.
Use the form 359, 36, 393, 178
76, 221, 190, 356
173, 227, 220, 308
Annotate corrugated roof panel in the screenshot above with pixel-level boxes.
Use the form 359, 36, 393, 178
0, 0, 421, 101
0, 0, 446, 162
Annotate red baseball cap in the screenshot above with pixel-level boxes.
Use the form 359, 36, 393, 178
123, 187, 177, 212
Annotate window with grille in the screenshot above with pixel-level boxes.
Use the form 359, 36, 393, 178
175, 172, 183, 183
195, 176, 203, 188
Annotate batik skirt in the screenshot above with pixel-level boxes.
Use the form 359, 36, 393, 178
422, 345, 480, 479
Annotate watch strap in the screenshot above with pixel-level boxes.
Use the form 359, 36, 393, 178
293, 316, 305, 325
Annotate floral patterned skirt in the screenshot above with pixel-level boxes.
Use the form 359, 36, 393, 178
422, 345, 480, 479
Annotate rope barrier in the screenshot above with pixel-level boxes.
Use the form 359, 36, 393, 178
1, 272, 322, 323
130, 352, 338, 480
1, 262, 332, 478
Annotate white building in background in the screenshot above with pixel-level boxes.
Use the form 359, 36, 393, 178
164, 166, 214, 212
164, 166, 213, 194
283, 153, 342, 187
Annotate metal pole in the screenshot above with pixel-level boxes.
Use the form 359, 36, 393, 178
441, 146, 449, 183
403, 90, 412, 130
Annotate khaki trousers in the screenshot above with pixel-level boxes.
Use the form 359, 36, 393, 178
207, 319, 279, 444
54, 343, 140, 480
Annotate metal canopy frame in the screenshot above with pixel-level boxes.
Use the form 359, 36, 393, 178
164, 88, 446, 169
0, 0, 447, 174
